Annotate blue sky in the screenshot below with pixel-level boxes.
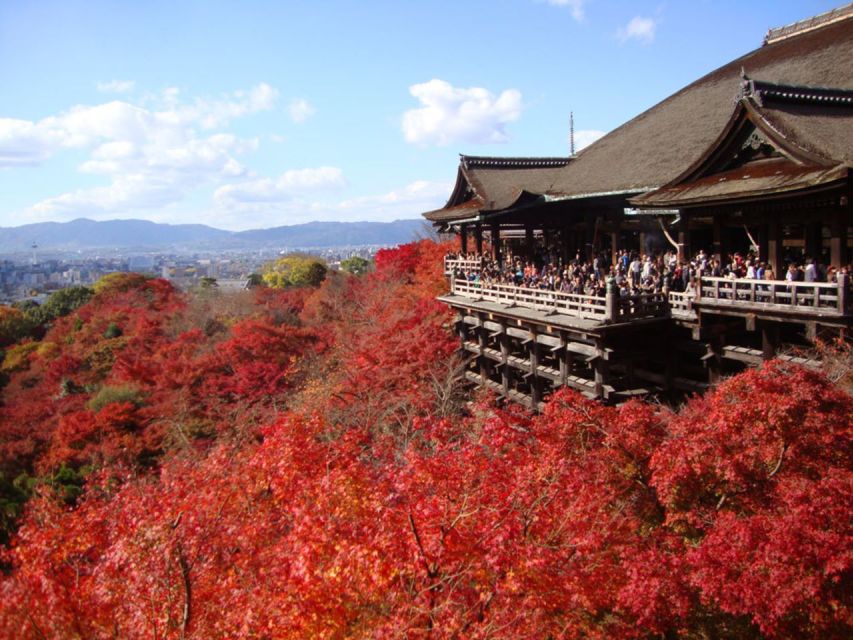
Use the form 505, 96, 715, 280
0, 0, 841, 230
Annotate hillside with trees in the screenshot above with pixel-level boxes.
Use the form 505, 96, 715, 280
0, 240, 849, 638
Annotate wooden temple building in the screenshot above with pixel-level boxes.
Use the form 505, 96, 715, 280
422, 6, 853, 408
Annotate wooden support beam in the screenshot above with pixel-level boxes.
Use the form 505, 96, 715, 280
721, 345, 764, 366
593, 338, 610, 399
474, 224, 483, 255
460, 223, 468, 254
477, 313, 491, 380
761, 323, 780, 360
529, 329, 542, 406
499, 321, 511, 396
559, 334, 569, 385
507, 327, 531, 341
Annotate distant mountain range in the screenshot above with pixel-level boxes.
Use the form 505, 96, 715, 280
0, 218, 430, 253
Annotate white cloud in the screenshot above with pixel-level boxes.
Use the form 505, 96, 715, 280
167, 83, 278, 130
544, 0, 587, 22
97, 80, 135, 93
0, 83, 277, 220
402, 79, 523, 146
208, 178, 452, 229
215, 167, 346, 206
338, 180, 451, 217
0, 118, 63, 166
574, 129, 606, 151
288, 98, 315, 123
617, 16, 657, 43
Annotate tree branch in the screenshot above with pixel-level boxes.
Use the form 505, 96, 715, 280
768, 442, 788, 478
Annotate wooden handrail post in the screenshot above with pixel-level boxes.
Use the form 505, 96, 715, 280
839, 273, 849, 314
604, 276, 619, 322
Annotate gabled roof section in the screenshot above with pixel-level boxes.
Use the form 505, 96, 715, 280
631, 80, 852, 209
423, 155, 571, 224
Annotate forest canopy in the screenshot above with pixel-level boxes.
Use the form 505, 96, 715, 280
0, 240, 849, 639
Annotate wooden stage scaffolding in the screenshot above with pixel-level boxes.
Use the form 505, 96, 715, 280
442, 259, 848, 409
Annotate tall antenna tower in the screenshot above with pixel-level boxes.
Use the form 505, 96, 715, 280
31, 242, 38, 265
569, 112, 575, 156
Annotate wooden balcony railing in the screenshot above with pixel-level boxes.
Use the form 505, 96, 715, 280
668, 290, 696, 319
697, 275, 850, 316
619, 292, 669, 320
449, 278, 669, 323
446, 265, 850, 324
444, 257, 483, 275
451, 278, 607, 320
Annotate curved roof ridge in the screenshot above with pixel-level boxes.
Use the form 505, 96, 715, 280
742, 76, 853, 107
460, 155, 571, 169
764, 2, 853, 45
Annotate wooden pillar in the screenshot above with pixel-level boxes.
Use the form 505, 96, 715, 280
561, 228, 572, 263
805, 221, 822, 261
477, 315, 491, 381
459, 224, 468, 254
757, 223, 768, 263
529, 332, 542, 408
704, 336, 722, 385
829, 213, 846, 268
713, 216, 726, 262
559, 334, 569, 385
610, 230, 620, 267
639, 231, 647, 257
474, 224, 483, 255
491, 222, 501, 265
499, 322, 510, 397
525, 225, 535, 261
678, 212, 691, 262
584, 214, 595, 261
761, 322, 780, 360
768, 220, 784, 276
593, 338, 609, 400
455, 313, 468, 353
664, 337, 677, 391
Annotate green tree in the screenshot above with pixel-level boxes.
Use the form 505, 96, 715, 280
262, 255, 327, 289
340, 256, 370, 276
0, 306, 32, 347
24, 286, 93, 328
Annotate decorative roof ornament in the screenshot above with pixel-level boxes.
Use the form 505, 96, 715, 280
570, 112, 576, 157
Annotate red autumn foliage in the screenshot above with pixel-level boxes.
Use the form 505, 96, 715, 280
0, 242, 849, 639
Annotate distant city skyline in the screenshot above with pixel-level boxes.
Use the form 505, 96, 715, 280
0, 0, 842, 230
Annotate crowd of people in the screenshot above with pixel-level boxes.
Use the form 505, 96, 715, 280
446, 246, 850, 299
